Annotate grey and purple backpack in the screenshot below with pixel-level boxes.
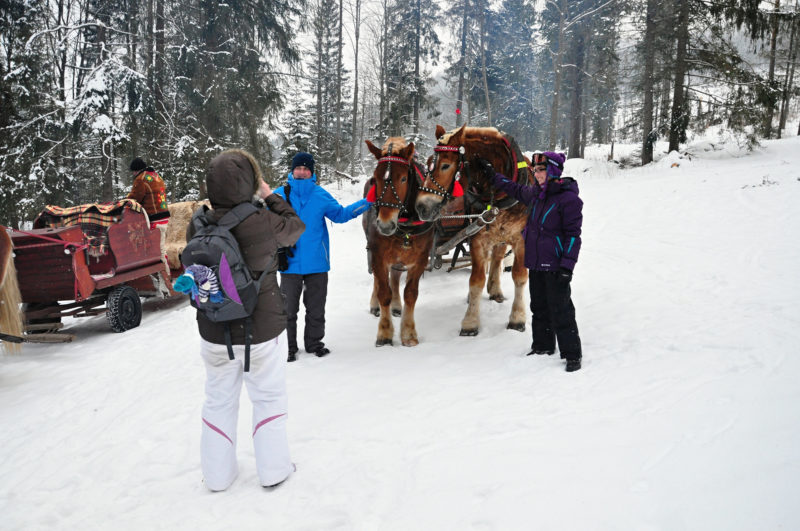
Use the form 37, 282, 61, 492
182, 202, 264, 371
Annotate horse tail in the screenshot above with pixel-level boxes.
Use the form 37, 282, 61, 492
0, 238, 24, 353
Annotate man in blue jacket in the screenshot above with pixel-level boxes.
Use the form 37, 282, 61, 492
274, 152, 372, 362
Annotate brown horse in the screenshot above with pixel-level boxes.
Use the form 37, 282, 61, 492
415, 124, 531, 336
0, 229, 23, 352
363, 137, 434, 346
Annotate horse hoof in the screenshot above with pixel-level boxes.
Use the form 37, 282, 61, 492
489, 294, 505, 303
507, 322, 526, 332
375, 338, 393, 347
370, 307, 380, 317
459, 328, 479, 337
402, 338, 419, 347
391, 308, 402, 317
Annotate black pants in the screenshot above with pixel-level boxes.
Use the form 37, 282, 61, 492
529, 270, 582, 361
279, 272, 328, 353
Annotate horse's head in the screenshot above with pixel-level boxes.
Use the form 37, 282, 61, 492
415, 124, 467, 221
417, 124, 512, 221
365, 137, 416, 236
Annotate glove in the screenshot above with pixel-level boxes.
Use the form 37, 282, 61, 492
474, 157, 497, 182
556, 268, 572, 285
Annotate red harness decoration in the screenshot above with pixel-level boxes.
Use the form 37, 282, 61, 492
433, 145, 460, 153
378, 156, 411, 166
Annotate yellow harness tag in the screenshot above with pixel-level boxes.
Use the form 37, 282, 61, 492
517, 161, 528, 169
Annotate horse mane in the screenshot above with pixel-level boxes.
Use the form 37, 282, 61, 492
381, 136, 408, 155
438, 126, 514, 187
439, 126, 503, 146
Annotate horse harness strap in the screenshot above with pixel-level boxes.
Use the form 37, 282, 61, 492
374, 155, 412, 214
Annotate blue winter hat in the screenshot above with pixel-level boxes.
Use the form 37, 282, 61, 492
291, 152, 315, 174
534, 151, 565, 179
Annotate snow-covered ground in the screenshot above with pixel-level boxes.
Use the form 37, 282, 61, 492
2, 135, 799, 530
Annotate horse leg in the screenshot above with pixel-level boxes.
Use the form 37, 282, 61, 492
375, 265, 394, 346
389, 267, 403, 317
460, 238, 489, 336
487, 243, 506, 302
507, 237, 528, 332
400, 264, 423, 346
369, 275, 380, 316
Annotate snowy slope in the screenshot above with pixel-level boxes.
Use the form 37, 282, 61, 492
2, 136, 799, 530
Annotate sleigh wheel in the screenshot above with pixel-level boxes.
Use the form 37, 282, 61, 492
107, 285, 142, 332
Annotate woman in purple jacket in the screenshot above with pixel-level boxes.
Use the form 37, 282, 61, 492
481, 151, 583, 372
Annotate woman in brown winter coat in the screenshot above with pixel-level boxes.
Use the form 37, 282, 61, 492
187, 149, 305, 491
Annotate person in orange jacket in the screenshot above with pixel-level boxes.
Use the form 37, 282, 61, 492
127, 157, 170, 223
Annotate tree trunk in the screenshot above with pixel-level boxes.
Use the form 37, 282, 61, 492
350, 0, 361, 175
316, 16, 323, 155
456, 0, 469, 127
97, 20, 113, 202
763, 0, 781, 138
127, 0, 139, 158
413, 0, 421, 135
779, 7, 798, 137
480, 11, 491, 126
548, 0, 568, 150
668, 0, 689, 153
379, 0, 388, 134
155, 0, 164, 110
335, 0, 343, 170
641, 0, 657, 164
146, 0, 154, 98
568, 28, 585, 159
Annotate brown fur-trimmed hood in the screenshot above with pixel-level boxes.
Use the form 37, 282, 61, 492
206, 149, 264, 208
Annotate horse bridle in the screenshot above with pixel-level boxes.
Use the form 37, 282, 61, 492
374, 149, 414, 215
420, 144, 466, 200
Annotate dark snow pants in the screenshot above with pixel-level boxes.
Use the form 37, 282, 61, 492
529, 270, 582, 361
279, 272, 328, 353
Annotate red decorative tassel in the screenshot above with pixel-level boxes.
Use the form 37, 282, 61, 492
452, 180, 464, 197
366, 185, 376, 202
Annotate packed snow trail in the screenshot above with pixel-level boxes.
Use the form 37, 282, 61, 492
1, 137, 799, 529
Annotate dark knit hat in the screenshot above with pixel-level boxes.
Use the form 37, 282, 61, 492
533, 151, 565, 179
129, 157, 147, 172
291, 152, 315, 174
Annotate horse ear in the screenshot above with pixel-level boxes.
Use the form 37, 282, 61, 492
453, 124, 467, 142
402, 142, 415, 161
435, 125, 446, 140
365, 139, 382, 159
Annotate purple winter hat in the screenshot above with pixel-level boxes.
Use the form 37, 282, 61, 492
541, 151, 565, 179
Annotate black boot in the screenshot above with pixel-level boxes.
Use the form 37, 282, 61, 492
313, 346, 330, 358
526, 349, 554, 356
287, 348, 298, 363
565, 358, 582, 372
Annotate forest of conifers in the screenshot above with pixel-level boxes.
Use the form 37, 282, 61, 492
0, 0, 796, 226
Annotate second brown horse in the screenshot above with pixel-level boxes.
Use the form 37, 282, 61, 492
415, 125, 531, 336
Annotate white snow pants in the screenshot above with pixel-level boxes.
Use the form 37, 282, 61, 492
200, 331, 293, 491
